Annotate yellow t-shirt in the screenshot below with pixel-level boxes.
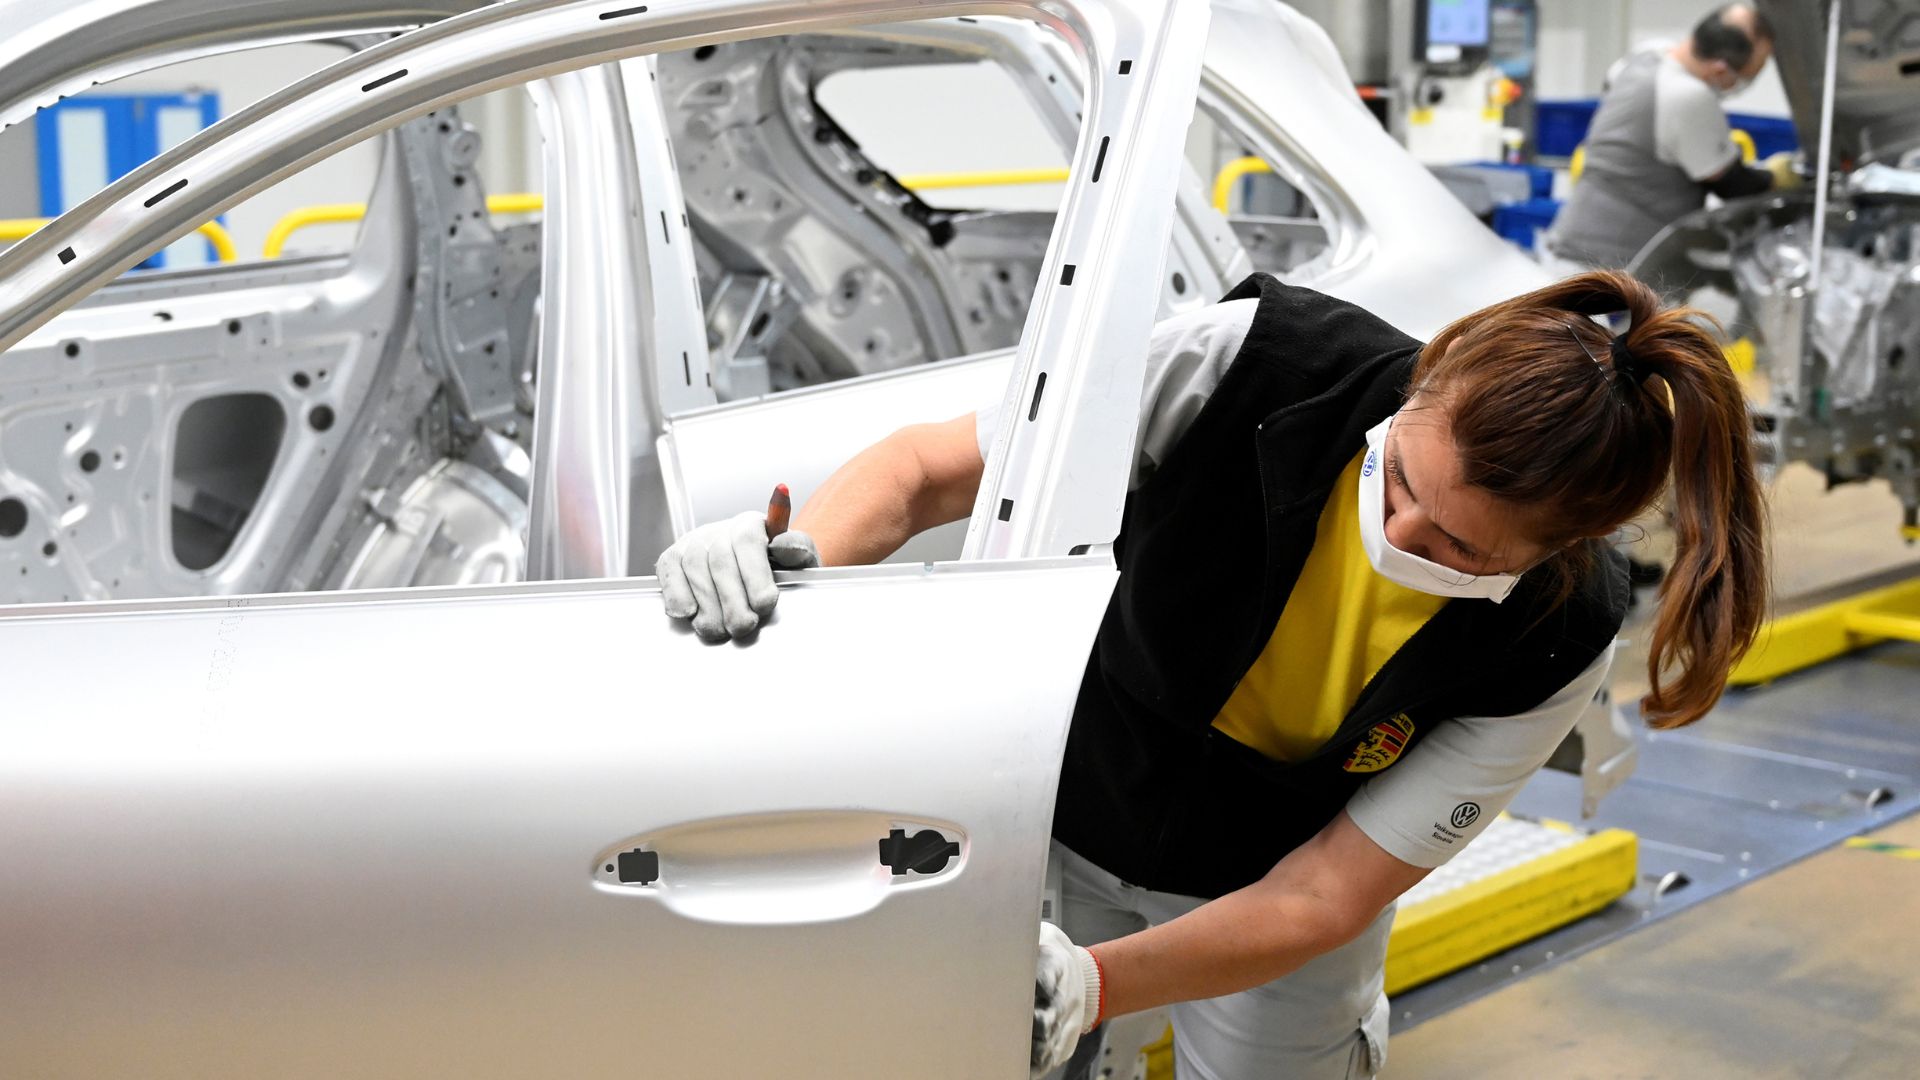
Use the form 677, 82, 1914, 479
1212, 450, 1449, 762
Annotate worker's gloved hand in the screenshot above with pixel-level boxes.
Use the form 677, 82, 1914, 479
655, 511, 819, 641
1031, 922, 1103, 1080
1764, 151, 1804, 192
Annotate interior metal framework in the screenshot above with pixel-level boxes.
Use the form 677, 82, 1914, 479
0, 0, 1559, 604
0, 105, 544, 603
0, 0, 1212, 566
663, 31, 1058, 397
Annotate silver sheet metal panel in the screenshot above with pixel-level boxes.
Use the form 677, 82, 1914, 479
0, 561, 1116, 1077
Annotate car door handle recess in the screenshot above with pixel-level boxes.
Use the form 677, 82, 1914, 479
879, 828, 959, 876
594, 811, 966, 925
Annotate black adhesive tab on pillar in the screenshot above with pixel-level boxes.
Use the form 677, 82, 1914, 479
1091, 137, 1110, 183
143, 178, 188, 208
1059, 264, 1076, 286
361, 68, 408, 93
998, 498, 1013, 521
599, 4, 649, 18
56, 247, 75, 265
1028, 372, 1048, 421
1118, 60, 1133, 75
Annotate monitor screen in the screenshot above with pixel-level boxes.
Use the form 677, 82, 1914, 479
1427, 0, 1491, 48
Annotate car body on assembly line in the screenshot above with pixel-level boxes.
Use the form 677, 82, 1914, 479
0, 1, 1616, 1076
0, 0, 1206, 1075
0, 0, 1548, 602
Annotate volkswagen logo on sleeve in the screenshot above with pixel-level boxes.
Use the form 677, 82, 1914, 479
1450, 802, 1481, 830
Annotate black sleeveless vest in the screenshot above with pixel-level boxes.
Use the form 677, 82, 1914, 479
1052, 274, 1628, 900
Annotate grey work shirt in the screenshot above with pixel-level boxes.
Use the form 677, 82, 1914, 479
1548, 48, 1742, 268
978, 300, 1613, 869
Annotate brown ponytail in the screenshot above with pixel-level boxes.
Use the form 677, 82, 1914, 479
1413, 269, 1768, 727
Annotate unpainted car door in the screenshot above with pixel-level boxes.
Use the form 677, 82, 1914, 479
0, 560, 1117, 1076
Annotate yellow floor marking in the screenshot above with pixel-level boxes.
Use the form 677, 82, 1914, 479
1845, 837, 1920, 861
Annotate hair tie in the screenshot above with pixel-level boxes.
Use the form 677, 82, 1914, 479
1609, 335, 1643, 385
1566, 323, 1643, 387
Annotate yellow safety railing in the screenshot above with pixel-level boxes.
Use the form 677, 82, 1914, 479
1730, 128, 1758, 165
263, 192, 547, 258
894, 168, 1070, 191
897, 157, 1283, 212
1210, 156, 1274, 213
266, 174, 1093, 255
1731, 575, 1920, 685
261, 203, 365, 258
0, 217, 238, 263
485, 192, 546, 216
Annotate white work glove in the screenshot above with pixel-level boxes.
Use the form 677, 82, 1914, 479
1031, 922, 1103, 1079
655, 511, 818, 641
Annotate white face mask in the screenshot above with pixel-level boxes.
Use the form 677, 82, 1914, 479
1357, 415, 1522, 603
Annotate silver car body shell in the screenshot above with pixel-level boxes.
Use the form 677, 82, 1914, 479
0, 1, 1208, 1076
0, 0, 1551, 595
0, 0, 489, 132
0, 0, 1546, 330
0, 0, 1625, 795
0, 12, 1628, 1045
1196, 0, 1548, 322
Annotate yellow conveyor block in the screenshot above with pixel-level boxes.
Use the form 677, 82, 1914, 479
1385, 814, 1637, 996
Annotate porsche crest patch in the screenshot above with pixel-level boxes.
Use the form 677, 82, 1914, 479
1343, 714, 1415, 773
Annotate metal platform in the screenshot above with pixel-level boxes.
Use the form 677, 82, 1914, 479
1392, 640, 1920, 1030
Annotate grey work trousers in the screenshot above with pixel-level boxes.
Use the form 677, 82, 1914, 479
1047, 840, 1393, 1080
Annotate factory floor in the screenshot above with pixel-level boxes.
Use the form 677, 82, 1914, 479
1391, 809, 1920, 1078
1387, 464, 1920, 1079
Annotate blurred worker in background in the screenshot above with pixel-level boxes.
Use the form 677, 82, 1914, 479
1546, 2, 1800, 272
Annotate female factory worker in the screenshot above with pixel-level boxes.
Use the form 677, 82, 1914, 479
655, 269, 1768, 1079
